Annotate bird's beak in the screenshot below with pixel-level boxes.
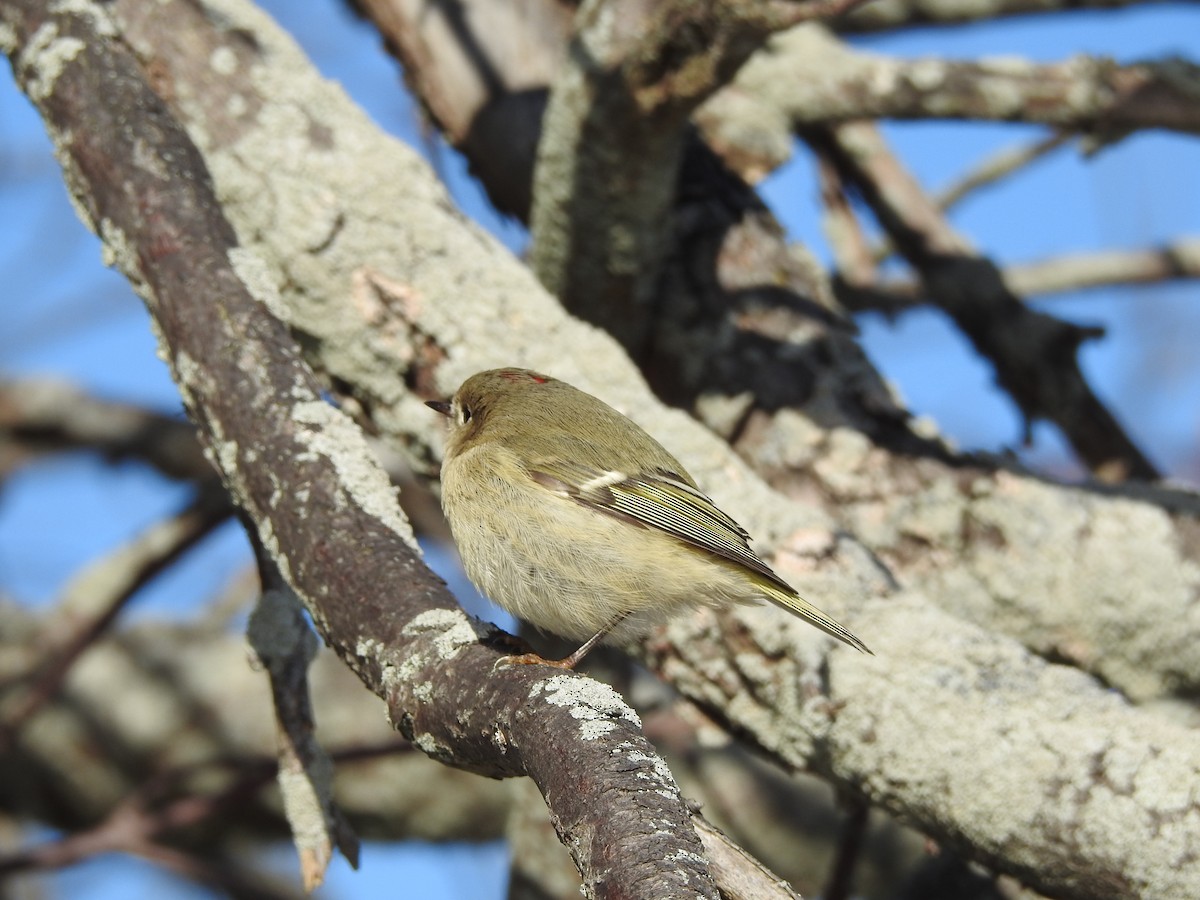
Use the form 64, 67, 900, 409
426, 399, 452, 416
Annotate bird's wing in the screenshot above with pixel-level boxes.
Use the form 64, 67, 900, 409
529, 455, 872, 654
527, 458, 793, 592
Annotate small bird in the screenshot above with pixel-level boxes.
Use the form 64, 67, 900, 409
427, 368, 870, 668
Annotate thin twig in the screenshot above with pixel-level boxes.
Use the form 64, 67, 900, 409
0, 379, 210, 481
839, 236, 1200, 311
870, 131, 1074, 264
0, 485, 232, 749
824, 797, 869, 900
0, 741, 408, 879
812, 121, 1159, 481
838, 0, 1167, 32
935, 131, 1073, 212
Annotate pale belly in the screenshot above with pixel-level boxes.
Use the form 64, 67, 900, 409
443, 451, 755, 643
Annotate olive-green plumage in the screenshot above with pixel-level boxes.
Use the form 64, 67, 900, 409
428, 368, 869, 664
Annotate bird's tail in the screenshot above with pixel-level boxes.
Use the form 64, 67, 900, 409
756, 578, 872, 654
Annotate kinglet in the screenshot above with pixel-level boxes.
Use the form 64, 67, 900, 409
427, 368, 870, 668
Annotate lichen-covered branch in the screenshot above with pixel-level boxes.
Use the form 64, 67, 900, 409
697, 25, 1200, 179
837, 0, 1182, 32
652, 599, 1200, 900
12, 0, 1199, 895
529, 0, 868, 356
0, 603, 510, 844
0, 3, 716, 895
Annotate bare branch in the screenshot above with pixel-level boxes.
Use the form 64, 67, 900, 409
0, 487, 231, 750
933, 132, 1074, 213
346, 0, 570, 220
842, 236, 1200, 310
0, 602, 507, 844
692, 815, 803, 900
1004, 238, 1200, 296
810, 121, 1160, 481
0, 757, 278, 871
0, 378, 209, 480
0, 750, 305, 897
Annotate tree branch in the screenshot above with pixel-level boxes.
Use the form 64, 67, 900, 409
247, 576, 360, 890
651, 601, 1200, 900
1004, 238, 1200, 297
0, 378, 210, 481
17, 1, 1198, 895
529, 0, 869, 356
839, 236, 1200, 311
346, 0, 569, 220
0, 751, 291, 893
697, 25, 1200, 179
692, 815, 804, 900
932, 132, 1073, 214
0, 3, 715, 895
0, 486, 231, 751
810, 120, 1161, 481
845, 132, 1075, 273
837, 0, 1187, 32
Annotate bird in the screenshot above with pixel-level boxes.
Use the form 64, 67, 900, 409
427, 367, 870, 668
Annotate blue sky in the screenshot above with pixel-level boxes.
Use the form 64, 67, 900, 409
1, 1, 1197, 897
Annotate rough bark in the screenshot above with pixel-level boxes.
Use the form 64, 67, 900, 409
0, 604, 510, 844
809, 121, 1159, 480
4, 0, 1200, 897
343, 0, 1200, 698
528, 0, 867, 356
696, 24, 1200, 179
0, 3, 717, 895
836, 0, 1186, 32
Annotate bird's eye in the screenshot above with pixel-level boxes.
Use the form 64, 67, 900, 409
460, 406, 472, 424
